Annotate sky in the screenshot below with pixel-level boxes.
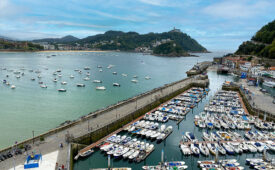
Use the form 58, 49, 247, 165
0, 0, 274, 52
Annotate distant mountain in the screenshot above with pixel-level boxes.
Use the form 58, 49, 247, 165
33, 35, 79, 43
78, 30, 207, 52
236, 20, 275, 59
31, 29, 207, 54
0, 35, 15, 41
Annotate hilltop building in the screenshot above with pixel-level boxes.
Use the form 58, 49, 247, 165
170, 27, 181, 33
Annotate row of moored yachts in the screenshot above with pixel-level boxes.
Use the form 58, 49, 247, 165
99, 134, 154, 162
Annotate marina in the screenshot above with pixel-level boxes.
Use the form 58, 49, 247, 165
0, 52, 274, 170
178, 90, 275, 158
73, 71, 275, 170
76, 87, 209, 164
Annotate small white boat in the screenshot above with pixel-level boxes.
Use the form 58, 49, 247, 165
113, 83, 120, 87
263, 81, 275, 88
190, 144, 200, 156
40, 85, 47, 88
128, 150, 139, 160
112, 72, 117, 75
96, 86, 106, 90
145, 76, 151, 80
31, 78, 35, 81
107, 65, 114, 69
99, 69, 103, 72
122, 73, 127, 77
76, 84, 85, 87
123, 149, 135, 159
53, 79, 58, 82
93, 80, 102, 83
199, 143, 209, 156
265, 140, 275, 152
83, 77, 90, 81
131, 79, 138, 83
180, 144, 192, 155
58, 89, 66, 92
11, 85, 16, 89
61, 81, 67, 85
70, 75, 74, 78
84, 67, 90, 70
133, 75, 138, 78
156, 133, 165, 141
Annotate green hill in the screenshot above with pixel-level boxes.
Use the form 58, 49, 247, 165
236, 20, 275, 59
33, 35, 79, 43
0, 39, 43, 51
78, 30, 207, 52
153, 41, 189, 56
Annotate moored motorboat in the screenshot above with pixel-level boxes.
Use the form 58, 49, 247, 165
58, 89, 66, 92
80, 149, 94, 158
190, 144, 200, 156
131, 79, 138, 83
113, 83, 120, 87
11, 85, 16, 89
40, 85, 47, 88
76, 84, 85, 87
96, 86, 106, 90
93, 80, 102, 83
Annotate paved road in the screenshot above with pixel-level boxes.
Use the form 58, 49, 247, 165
239, 79, 275, 115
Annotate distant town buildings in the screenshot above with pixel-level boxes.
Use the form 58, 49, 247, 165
37, 42, 55, 50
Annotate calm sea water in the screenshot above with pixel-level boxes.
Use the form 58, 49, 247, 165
0, 51, 225, 149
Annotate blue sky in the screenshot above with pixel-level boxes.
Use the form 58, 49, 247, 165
0, 0, 274, 51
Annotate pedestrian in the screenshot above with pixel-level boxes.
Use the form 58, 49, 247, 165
60, 143, 63, 149
62, 164, 64, 169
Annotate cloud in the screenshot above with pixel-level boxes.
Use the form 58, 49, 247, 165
138, 0, 176, 7
87, 10, 143, 22
0, 0, 19, 18
203, 0, 273, 19
36, 20, 108, 28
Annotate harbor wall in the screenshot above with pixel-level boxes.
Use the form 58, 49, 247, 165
0, 76, 208, 156
222, 85, 275, 122
73, 78, 209, 145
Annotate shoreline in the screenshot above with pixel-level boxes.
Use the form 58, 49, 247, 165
0, 50, 211, 55
0, 50, 111, 53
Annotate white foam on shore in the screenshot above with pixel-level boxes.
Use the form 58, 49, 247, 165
9, 150, 59, 170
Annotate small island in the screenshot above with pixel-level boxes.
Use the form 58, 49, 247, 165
152, 41, 189, 57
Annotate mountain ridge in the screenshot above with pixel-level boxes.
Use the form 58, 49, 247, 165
33, 35, 79, 43
32, 30, 207, 53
